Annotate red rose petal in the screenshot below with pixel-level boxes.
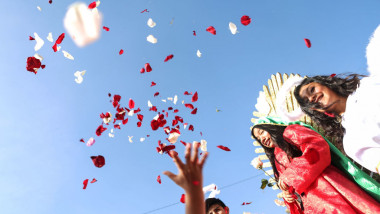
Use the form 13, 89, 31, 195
140, 9, 149, 13
95, 125, 107, 136
83, 179, 89, 189
180, 141, 187, 146
55, 33, 65, 44
137, 114, 143, 121
164, 54, 174, 62
304, 38, 311, 48
206, 26, 216, 35
180, 194, 186, 203
114, 124, 121, 129
157, 175, 161, 184
151, 82, 156, 87
119, 49, 124, 55
26, 56, 42, 74
129, 98, 135, 109
108, 93, 111, 97
103, 26, 110, 31
52, 43, 58, 52
189, 125, 194, 131
140, 68, 145, 73
137, 121, 142, 127
80, 138, 85, 143
90, 155, 105, 168
151, 120, 160, 130
191, 92, 198, 102
41, 65, 46, 69
184, 104, 194, 109
184, 91, 192, 95
88, 1, 97, 9
145, 63, 152, 72
90, 178, 97, 183
200, 132, 202, 136
193, 31, 196, 36
241, 15, 252, 26
172, 119, 178, 126
191, 108, 197, 114
217, 145, 231, 151
174, 116, 183, 123
122, 118, 129, 125
49, 0, 52, 4
154, 92, 159, 97
29, 36, 35, 40
174, 109, 179, 113
330, 73, 336, 77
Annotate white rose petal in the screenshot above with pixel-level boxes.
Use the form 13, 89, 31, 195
173, 95, 178, 105
128, 136, 133, 143
148, 100, 153, 107
147, 35, 157, 44
34, 33, 44, 51
147, 18, 156, 28
37, 6, 42, 11
34, 53, 43, 61
229, 22, 238, 35
197, 49, 202, 58
251, 157, 264, 169
167, 97, 173, 101
161, 99, 166, 103
62, 50, 74, 60
74, 70, 86, 84
140, 138, 145, 142
47, 32, 53, 42
168, 132, 180, 144
128, 110, 134, 116
57, 46, 62, 52
108, 133, 114, 138
64, 3, 102, 47
96, 0, 101, 7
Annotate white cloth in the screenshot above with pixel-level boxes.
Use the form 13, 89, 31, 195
342, 77, 380, 172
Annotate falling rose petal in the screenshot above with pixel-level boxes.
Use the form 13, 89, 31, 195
128, 136, 133, 143
168, 132, 180, 144
34, 53, 43, 61
141, 9, 149, 13
206, 26, 216, 35
37, 6, 42, 11
90, 155, 105, 168
229, 22, 238, 34
83, 179, 89, 189
49, 0, 52, 4
180, 194, 186, 203
86, 137, 96, 146
137, 122, 142, 127
151, 120, 159, 131
193, 31, 196, 36
140, 68, 145, 73
196, 49, 202, 58
52, 43, 58, 52
192, 92, 198, 102
217, 145, 231, 151
304, 38, 311, 48
62, 50, 74, 60
157, 175, 161, 184
241, 15, 252, 26
122, 118, 128, 125
147, 18, 156, 28
242, 202, 252, 205
150, 82, 156, 87
34, 33, 45, 51
128, 110, 135, 116
148, 100, 153, 107
41, 65, 46, 69
184, 91, 192, 95
147, 35, 157, 44
188, 125, 194, 131
80, 138, 85, 143
180, 141, 187, 146
103, 26, 109, 31
154, 92, 159, 97
29, 36, 35, 40
95, 125, 107, 136
90, 178, 97, 183
88, 1, 97, 9
47, 32, 53, 42
145, 63, 152, 72
330, 73, 336, 77
191, 108, 198, 114
164, 54, 174, 62
56, 33, 65, 44
26, 56, 42, 74
173, 95, 178, 105
114, 124, 121, 129
119, 49, 124, 55
140, 137, 145, 142
137, 114, 144, 121
184, 103, 194, 109
64, 3, 102, 47
74, 70, 86, 84
127, 99, 135, 109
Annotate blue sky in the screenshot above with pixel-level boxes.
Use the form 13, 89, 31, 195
1, 0, 379, 213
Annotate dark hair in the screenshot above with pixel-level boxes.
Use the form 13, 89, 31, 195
251, 124, 302, 180
293, 74, 364, 146
205, 198, 227, 213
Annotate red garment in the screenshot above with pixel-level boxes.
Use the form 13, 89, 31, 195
275, 125, 380, 214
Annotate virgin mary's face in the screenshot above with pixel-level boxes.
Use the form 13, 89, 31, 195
253, 127, 275, 148
298, 82, 342, 113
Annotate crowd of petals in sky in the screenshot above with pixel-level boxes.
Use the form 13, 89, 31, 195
25, 0, 311, 207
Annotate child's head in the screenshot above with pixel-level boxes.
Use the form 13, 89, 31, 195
205, 198, 229, 214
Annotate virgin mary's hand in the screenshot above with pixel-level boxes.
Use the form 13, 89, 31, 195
278, 178, 289, 191
282, 190, 296, 203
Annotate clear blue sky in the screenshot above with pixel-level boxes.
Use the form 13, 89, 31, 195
0, 0, 379, 213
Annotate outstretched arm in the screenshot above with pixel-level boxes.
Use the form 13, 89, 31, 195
164, 143, 208, 214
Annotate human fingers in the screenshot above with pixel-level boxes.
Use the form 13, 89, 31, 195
171, 150, 185, 171
191, 142, 200, 163
199, 152, 208, 168
185, 143, 191, 164
163, 171, 177, 182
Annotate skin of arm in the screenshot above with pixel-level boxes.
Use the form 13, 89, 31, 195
164, 143, 208, 214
